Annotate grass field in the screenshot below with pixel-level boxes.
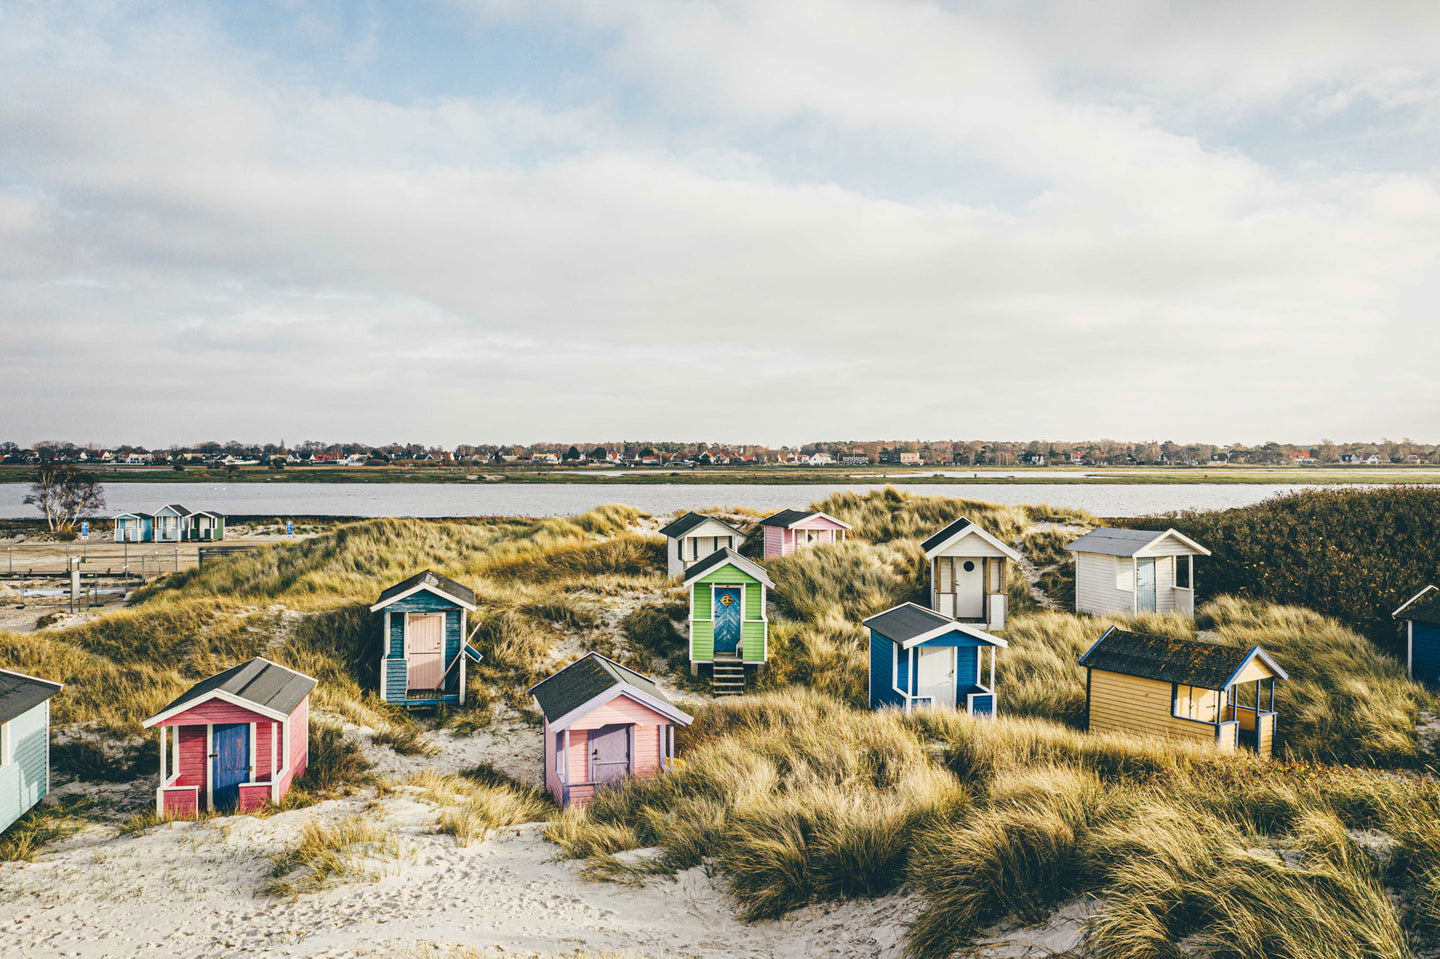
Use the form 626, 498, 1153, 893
2, 487, 1438, 957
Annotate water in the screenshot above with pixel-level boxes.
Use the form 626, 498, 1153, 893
0, 481, 1327, 520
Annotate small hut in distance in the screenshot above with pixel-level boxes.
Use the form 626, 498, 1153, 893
1079, 627, 1287, 758
658, 512, 747, 578
370, 571, 479, 708
757, 510, 851, 557
1066, 527, 1211, 618
921, 517, 1023, 630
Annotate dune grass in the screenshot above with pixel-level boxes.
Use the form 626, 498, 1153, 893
262, 814, 399, 898
408, 764, 555, 846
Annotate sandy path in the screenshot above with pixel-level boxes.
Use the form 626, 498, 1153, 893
1, 795, 915, 959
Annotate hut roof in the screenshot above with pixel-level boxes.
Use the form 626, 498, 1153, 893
862, 602, 1006, 649
156, 504, 193, 516
1065, 527, 1210, 557
529, 653, 691, 729
920, 517, 1023, 561
658, 512, 744, 539
1394, 585, 1440, 625
757, 509, 852, 530
0, 669, 62, 724
682, 547, 774, 588
144, 658, 316, 727
1078, 628, 1286, 689
371, 569, 477, 611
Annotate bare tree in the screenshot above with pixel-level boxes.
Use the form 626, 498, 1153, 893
24, 465, 106, 534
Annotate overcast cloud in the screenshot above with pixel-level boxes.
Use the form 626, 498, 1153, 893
1, 0, 1438, 447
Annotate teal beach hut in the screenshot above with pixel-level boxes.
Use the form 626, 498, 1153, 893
684, 548, 773, 694
370, 571, 479, 708
865, 602, 1006, 715
0, 669, 63, 835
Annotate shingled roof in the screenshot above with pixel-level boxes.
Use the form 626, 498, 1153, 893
0, 669, 62, 725
144, 658, 316, 726
682, 547, 775, 587
1395, 585, 1440, 626
862, 602, 1006, 648
1078, 628, 1285, 689
920, 517, 1023, 560
529, 653, 691, 728
371, 569, 477, 611
1066, 527, 1210, 557
658, 511, 743, 539
758, 508, 818, 528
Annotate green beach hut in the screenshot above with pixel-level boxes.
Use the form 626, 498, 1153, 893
683, 548, 774, 694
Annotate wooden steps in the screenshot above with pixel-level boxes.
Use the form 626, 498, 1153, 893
710, 659, 746, 696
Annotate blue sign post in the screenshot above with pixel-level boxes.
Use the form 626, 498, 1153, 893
286, 520, 294, 536
80, 521, 89, 541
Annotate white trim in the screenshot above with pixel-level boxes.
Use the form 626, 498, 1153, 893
542, 686, 694, 733
899, 621, 1007, 650
205, 724, 214, 811
270, 721, 279, 803
459, 610, 468, 705
369, 582, 477, 613
143, 689, 289, 727
380, 610, 391, 697
682, 553, 775, 588
0, 718, 9, 768
1394, 584, 1438, 618
922, 521, 1023, 562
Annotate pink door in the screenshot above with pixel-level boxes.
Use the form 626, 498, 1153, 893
407, 614, 445, 690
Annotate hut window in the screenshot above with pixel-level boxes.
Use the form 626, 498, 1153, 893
1175, 556, 1192, 589
963, 560, 976, 573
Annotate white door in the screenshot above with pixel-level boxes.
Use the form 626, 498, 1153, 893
954, 559, 985, 619
916, 647, 956, 709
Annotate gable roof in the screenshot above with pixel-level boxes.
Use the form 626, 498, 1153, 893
155, 504, 193, 517
1394, 585, 1440, 625
758, 509, 852, 530
682, 547, 775, 587
920, 517, 1023, 561
0, 669, 63, 725
113, 511, 152, 520
658, 511, 745, 540
1065, 527, 1211, 557
143, 658, 316, 727
529, 652, 692, 729
370, 569, 478, 612
1078, 627, 1286, 689
862, 602, 1007, 649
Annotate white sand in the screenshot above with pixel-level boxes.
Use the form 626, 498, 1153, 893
0, 793, 916, 958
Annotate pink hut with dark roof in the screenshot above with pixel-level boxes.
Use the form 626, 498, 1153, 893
757, 509, 851, 558
143, 658, 315, 817
530, 653, 692, 809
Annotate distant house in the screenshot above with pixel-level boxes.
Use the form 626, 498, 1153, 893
0, 669, 63, 835
879, 451, 922, 465
370, 571, 480, 708
531, 653, 692, 809
658, 512, 747, 578
684, 549, 773, 691
865, 603, 1005, 716
757, 510, 851, 557
1394, 586, 1440, 690
840, 455, 870, 466
142, 658, 314, 816
921, 518, 1023, 630
1291, 451, 1315, 466
808, 453, 834, 465
1079, 628, 1287, 759
123, 452, 151, 465
1021, 453, 1046, 466
1070, 452, 1085, 465
113, 512, 153, 543
1065, 527, 1210, 618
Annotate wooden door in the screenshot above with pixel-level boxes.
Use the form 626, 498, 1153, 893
589, 724, 631, 785
712, 587, 743, 656
916, 647, 956, 709
212, 723, 249, 812
1136, 558, 1157, 612
954, 558, 985, 619
407, 614, 446, 690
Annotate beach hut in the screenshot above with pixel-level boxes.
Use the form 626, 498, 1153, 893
151, 504, 193, 543
370, 570, 479, 708
658, 512, 747, 578
921, 517, 1023, 629
1079, 627, 1287, 758
1393, 585, 1440, 689
0, 669, 62, 835
142, 658, 315, 816
684, 548, 773, 691
865, 603, 1005, 715
757, 510, 851, 558
531, 652, 692, 809
189, 510, 226, 541
1065, 527, 1211, 618
112, 511, 153, 542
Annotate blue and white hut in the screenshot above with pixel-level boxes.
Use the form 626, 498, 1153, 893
865, 602, 1006, 715
1395, 585, 1440, 690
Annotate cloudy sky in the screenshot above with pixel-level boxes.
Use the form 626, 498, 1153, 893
3, 1, 1439, 448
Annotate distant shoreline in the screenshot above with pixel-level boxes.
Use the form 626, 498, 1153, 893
2, 465, 1438, 486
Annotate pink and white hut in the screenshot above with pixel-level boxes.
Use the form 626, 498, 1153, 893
757, 509, 852, 558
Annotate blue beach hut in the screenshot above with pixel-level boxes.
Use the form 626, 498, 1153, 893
1395, 586, 1440, 690
370, 571, 479, 708
865, 602, 1006, 715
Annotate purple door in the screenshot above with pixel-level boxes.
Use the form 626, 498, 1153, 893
589, 724, 631, 786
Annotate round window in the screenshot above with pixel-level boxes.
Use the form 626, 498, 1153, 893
963, 560, 976, 572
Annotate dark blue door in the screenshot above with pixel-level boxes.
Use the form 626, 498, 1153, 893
212, 723, 249, 811
713, 586, 743, 656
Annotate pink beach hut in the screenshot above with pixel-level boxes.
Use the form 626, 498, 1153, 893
531, 653, 693, 809
143, 658, 315, 817
757, 509, 852, 558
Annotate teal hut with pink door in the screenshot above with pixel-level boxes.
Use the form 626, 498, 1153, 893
370, 571, 480, 708
684, 548, 773, 694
